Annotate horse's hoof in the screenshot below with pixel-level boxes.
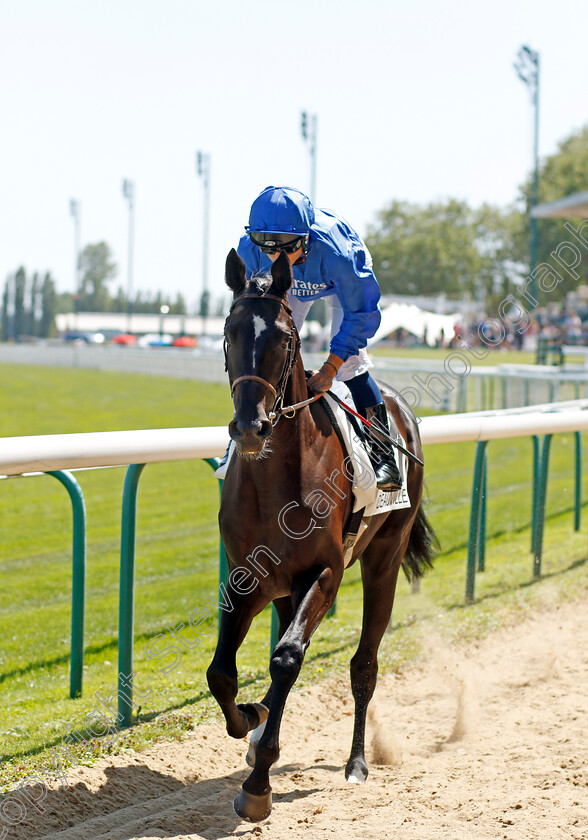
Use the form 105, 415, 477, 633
253, 702, 269, 725
233, 788, 272, 822
345, 758, 368, 784
237, 702, 269, 731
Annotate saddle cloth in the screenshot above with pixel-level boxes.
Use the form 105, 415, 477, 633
323, 381, 411, 518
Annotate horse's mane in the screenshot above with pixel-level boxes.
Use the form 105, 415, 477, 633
247, 273, 273, 295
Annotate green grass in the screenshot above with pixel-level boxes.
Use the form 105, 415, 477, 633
0, 360, 587, 790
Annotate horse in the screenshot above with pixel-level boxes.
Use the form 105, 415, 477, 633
206, 249, 436, 822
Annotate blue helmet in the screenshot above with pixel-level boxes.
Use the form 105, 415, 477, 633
246, 186, 315, 235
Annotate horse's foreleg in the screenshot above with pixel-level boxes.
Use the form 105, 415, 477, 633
206, 593, 267, 740
234, 565, 337, 822
246, 596, 294, 768
345, 537, 407, 784
259, 595, 294, 708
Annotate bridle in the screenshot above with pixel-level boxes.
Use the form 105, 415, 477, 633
224, 292, 310, 425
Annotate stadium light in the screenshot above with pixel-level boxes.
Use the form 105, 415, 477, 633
196, 151, 211, 336
300, 111, 317, 203
69, 199, 81, 325
514, 45, 540, 303
122, 179, 135, 332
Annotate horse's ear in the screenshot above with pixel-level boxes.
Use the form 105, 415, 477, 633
267, 251, 293, 298
225, 249, 247, 295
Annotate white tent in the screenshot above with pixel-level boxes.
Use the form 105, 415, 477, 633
368, 301, 462, 348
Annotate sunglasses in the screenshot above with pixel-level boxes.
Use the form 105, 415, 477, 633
249, 233, 306, 254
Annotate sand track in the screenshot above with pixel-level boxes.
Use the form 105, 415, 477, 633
14, 598, 588, 839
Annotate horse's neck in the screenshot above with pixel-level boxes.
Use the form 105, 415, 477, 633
283, 355, 309, 408
266, 356, 313, 455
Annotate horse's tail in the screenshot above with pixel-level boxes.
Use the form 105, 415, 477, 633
402, 502, 438, 581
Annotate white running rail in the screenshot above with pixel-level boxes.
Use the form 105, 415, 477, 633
1, 401, 588, 476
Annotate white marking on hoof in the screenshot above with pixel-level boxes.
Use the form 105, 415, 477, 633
246, 719, 266, 768
347, 769, 367, 784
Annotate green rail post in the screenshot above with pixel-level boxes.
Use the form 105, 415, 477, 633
501, 378, 508, 409
457, 376, 467, 413
574, 431, 582, 532
489, 376, 495, 410
270, 603, 279, 652
118, 463, 146, 728
466, 440, 488, 603
478, 449, 487, 573
205, 459, 230, 629
531, 435, 540, 554
533, 435, 552, 578
48, 470, 86, 699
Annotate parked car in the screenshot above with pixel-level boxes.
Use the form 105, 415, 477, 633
172, 336, 197, 347
111, 333, 138, 345
63, 330, 105, 344
136, 333, 173, 347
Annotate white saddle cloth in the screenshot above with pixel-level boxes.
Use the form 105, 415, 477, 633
324, 381, 411, 518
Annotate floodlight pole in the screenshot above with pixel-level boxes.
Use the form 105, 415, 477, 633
196, 151, 211, 337
514, 45, 540, 305
122, 179, 135, 333
69, 199, 81, 328
300, 111, 318, 203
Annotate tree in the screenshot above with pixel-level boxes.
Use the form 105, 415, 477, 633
39, 273, 57, 338
13, 267, 26, 339
57, 291, 75, 314
199, 289, 210, 318
365, 199, 523, 301
78, 242, 117, 311
518, 124, 588, 295
171, 293, 187, 315
472, 204, 527, 309
27, 272, 40, 337
1, 278, 10, 340
111, 286, 127, 313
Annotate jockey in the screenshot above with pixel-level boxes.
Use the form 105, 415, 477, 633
237, 185, 401, 492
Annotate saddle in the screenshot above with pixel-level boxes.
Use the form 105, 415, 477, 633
318, 382, 411, 565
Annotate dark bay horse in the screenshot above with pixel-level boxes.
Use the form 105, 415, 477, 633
207, 249, 435, 821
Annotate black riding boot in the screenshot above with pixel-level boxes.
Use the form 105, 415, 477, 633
365, 403, 402, 492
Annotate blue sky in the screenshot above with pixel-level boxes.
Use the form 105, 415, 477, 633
1, 0, 586, 310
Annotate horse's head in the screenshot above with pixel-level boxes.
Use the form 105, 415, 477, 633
223, 249, 299, 458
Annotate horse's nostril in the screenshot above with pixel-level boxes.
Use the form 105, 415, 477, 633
229, 418, 271, 444
258, 420, 272, 439
228, 419, 242, 441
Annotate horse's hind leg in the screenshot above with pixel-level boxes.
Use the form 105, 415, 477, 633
206, 592, 268, 740
346, 530, 409, 783
234, 565, 337, 822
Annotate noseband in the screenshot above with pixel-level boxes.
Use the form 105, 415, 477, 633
224, 293, 301, 424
